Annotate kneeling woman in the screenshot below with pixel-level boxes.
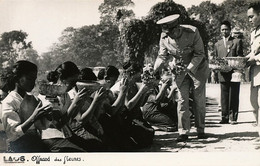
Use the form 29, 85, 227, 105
54, 61, 106, 151
1, 60, 50, 152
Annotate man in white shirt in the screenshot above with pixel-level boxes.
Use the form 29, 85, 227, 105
246, 2, 260, 132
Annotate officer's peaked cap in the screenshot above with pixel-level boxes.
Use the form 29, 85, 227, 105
156, 14, 180, 25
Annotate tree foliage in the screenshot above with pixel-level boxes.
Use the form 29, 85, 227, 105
38, 27, 77, 71
0, 30, 33, 69
20, 48, 40, 66
187, 0, 251, 54
188, 1, 224, 44
98, 0, 135, 24
0, 30, 31, 51
38, 19, 122, 71
38, 0, 135, 72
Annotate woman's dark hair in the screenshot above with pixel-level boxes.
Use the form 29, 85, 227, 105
97, 68, 106, 80
80, 67, 97, 81
248, 2, 260, 12
4, 60, 38, 91
221, 20, 231, 30
55, 61, 80, 80
47, 70, 59, 83
105, 65, 120, 79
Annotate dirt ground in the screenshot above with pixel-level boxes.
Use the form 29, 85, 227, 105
141, 83, 260, 153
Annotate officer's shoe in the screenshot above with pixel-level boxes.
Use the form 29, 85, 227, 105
176, 134, 188, 142
197, 133, 208, 139
219, 120, 229, 124
230, 121, 238, 125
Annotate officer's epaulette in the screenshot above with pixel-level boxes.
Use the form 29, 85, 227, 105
180, 24, 197, 33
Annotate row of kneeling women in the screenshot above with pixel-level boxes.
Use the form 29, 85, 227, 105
0, 60, 179, 152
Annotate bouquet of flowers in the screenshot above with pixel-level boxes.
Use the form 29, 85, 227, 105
141, 66, 157, 86
169, 57, 186, 75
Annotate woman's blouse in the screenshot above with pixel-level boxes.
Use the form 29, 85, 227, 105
1, 91, 25, 142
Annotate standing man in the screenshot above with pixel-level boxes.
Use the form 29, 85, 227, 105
214, 21, 243, 124
246, 2, 260, 131
154, 14, 209, 142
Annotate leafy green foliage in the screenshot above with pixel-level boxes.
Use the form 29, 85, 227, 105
187, 0, 251, 54
0, 30, 31, 51
123, 19, 147, 65
38, 0, 135, 72
38, 23, 122, 71
21, 48, 39, 66
0, 30, 33, 69
188, 1, 223, 44
99, 0, 135, 24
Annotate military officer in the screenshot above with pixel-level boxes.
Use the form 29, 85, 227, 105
154, 14, 210, 142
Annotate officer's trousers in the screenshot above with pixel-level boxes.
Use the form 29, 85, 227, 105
177, 75, 206, 135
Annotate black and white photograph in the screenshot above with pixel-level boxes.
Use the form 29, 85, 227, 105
0, 0, 259, 165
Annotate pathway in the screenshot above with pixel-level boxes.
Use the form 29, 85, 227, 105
143, 83, 260, 152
